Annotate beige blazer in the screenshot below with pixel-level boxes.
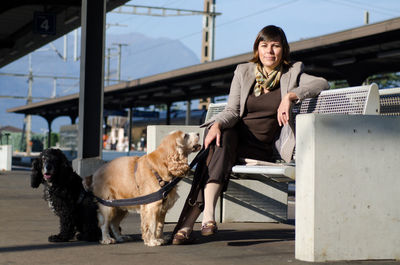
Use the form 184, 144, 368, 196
201, 61, 329, 162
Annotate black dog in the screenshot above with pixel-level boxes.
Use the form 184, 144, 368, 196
31, 148, 100, 242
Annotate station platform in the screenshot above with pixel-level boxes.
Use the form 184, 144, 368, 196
0, 170, 398, 265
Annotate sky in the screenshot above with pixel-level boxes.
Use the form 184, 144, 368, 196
106, 0, 400, 61
1, 0, 399, 134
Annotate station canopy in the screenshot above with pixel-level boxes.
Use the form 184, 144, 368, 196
4, 10, 400, 120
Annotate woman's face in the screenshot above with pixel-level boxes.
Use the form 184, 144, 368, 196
258, 39, 283, 72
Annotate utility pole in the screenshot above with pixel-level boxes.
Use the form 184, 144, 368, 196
25, 54, 33, 155
52, 78, 57, 98
105, 47, 116, 86
364, 11, 369, 25
114, 4, 221, 125
1, 54, 80, 153
111, 3, 221, 118
199, 0, 217, 110
74, 29, 79, 61
201, 0, 216, 63
113, 43, 128, 82
63, 35, 68, 61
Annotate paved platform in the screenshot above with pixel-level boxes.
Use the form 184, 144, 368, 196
0, 170, 399, 265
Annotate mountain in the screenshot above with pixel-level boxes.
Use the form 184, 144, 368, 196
0, 32, 199, 133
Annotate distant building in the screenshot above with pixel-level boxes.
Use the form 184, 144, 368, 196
0, 126, 23, 134
0, 126, 43, 152
0, 126, 22, 151
58, 108, 209, 152
59, 124, 78, 152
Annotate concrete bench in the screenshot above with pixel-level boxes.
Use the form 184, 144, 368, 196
147, 84, 400, 260
147, 84, 382, 223
294, 86, 400, 262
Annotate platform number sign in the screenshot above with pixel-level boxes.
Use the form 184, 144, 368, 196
34, 12, 56, 35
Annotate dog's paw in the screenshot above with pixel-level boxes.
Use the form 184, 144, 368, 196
145, 238, 164, 247
100, 236, 116, 245
48, 234, 70, 242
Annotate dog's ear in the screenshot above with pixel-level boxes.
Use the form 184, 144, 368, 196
56, 149, 72, 173
167, 151, 190, 177
31, 158, 43, 188
82, 175, 93, 192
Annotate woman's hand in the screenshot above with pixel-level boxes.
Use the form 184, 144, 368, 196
277, 92, 299, 126
204, 122, 221, 149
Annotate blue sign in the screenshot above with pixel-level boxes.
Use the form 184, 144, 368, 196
34, 12, 56, 35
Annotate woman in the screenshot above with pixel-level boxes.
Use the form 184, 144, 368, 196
172, 25, 329, 245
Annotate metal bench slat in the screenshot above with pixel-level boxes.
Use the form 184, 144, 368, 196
232, 165, 295, 180
379, 87, 400, 116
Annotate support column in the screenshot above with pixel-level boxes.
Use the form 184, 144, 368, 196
185, 100, 191, 125
73, 0, 106, 176
69, 114, 78, 124
45, 117, 54, 148
166, 103, 171, 125
346, 74, 368, 86
128, 108, 133, 151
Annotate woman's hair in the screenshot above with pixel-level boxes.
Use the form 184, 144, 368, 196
250, 25, 290, 66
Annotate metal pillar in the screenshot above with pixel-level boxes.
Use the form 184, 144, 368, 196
26, 55, 33, 155
185, 100, 191, 125
347, 74, 368, 86
77, 0, 106, 159
166, 103, 171, 125
201, 0, 216, 63
199, 0, 216, 109
46, 117, 53, 148
128, 108, 133, 151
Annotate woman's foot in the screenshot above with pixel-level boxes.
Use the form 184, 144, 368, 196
172, 229, 194, 245
201, 221, 218, 236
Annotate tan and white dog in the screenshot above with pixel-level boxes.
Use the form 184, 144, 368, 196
86, 130, 201, 246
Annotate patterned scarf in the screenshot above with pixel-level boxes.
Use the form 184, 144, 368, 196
253, 64, 283, 97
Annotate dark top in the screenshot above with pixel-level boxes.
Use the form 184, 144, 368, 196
237, 86, 282, 161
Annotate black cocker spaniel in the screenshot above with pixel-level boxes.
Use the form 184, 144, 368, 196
31, 148, 100, 242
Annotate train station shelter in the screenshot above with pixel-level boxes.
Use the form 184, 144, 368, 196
2, 3, 400, 174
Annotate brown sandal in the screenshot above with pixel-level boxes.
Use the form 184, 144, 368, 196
201, 221, 218, 236
172, 230, 194, 245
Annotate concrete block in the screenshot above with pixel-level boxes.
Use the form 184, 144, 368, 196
147, 125, 204, 162
0, 145, 12, 171
295, 114, 400, 262
72, 157, 106, 178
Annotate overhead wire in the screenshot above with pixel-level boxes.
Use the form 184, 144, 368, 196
114, 0, 186, 57
124, 0, 299, 56
347, 0, 400, 14
113, 0, 399, 61
325, 0, 399, 17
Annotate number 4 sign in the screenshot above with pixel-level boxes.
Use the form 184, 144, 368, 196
34, 12, 56, 35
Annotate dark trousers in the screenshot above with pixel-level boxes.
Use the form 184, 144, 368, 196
205, 127, 239, 192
